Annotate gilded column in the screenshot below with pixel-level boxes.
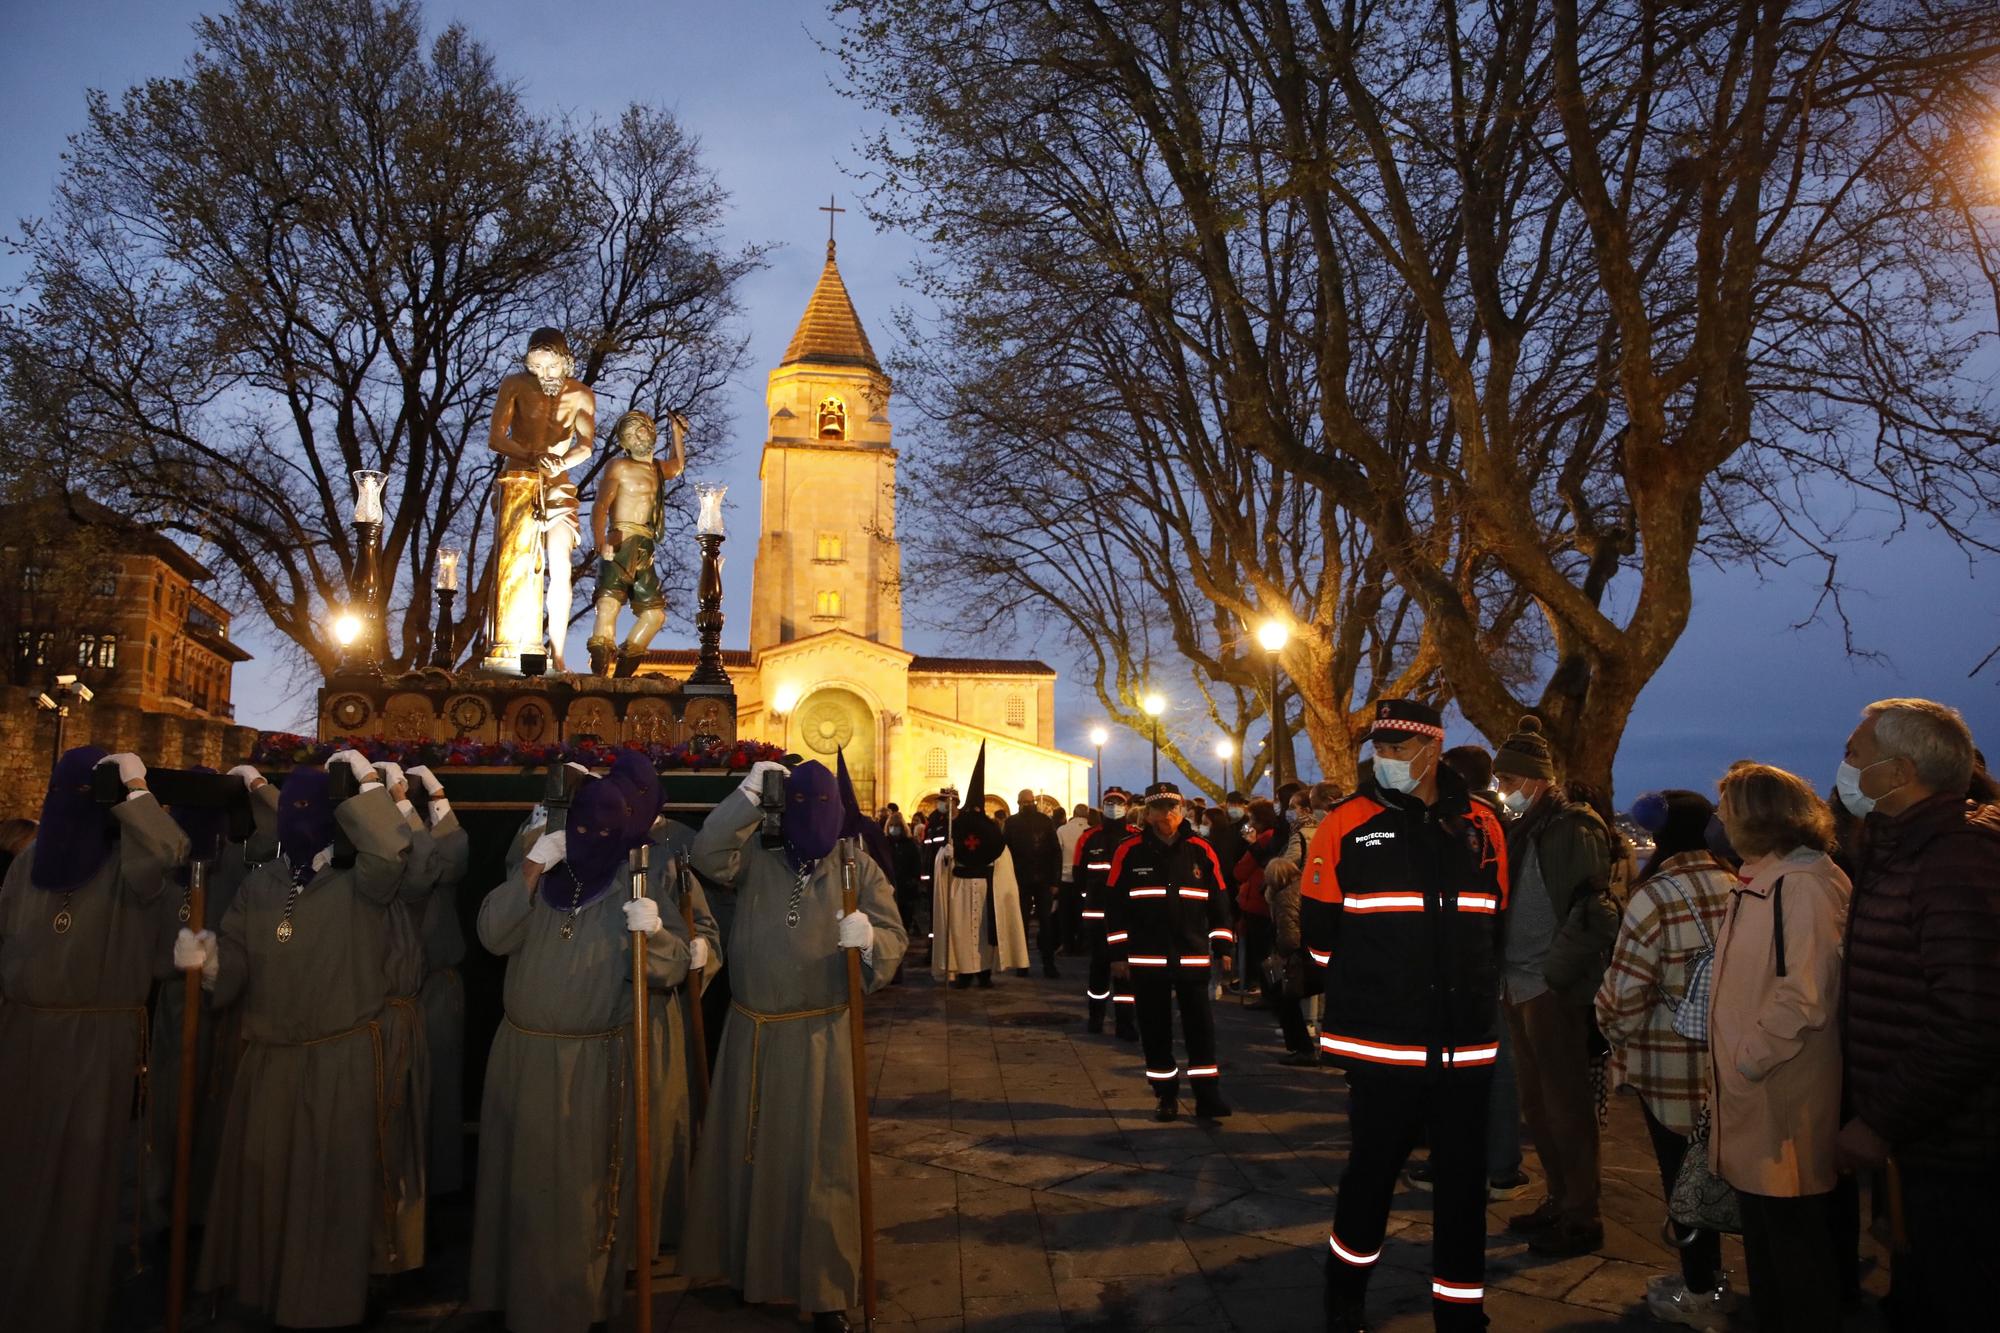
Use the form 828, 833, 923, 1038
483, 472, 543, 671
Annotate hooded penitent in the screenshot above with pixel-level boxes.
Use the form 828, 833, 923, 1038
548, 776, 634, 910
277, 767, 338, 886
606, 750, 662, 848
951, 743, 1004, 875
30, 745, 114, 893
781, 760, 846, 872
836, 748, 897, 883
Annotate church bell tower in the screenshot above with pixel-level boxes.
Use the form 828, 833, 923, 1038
749, 229, 902, 650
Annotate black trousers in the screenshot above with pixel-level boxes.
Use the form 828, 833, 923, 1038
1018, 878, 1057, 965
1889, 1164, 2000, 1331
1637, 1100, 1720, 1293
1327, 1065, 1492, 1330
1275, 992, 1312, 1052
1086, 932, 1136, 1028
1736, 1189, 1840, 1332
1131, 968, 1217, 1097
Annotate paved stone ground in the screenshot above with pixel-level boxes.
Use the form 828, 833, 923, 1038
156, 966, 1893, 1332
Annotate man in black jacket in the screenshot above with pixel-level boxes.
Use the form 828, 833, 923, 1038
1837, 697, 2000, 1331
1303, 700, 1509, 1333
1077, 788, 1140, 1039
1005, 788, 1064, 978
1107, 781, 1234, 1122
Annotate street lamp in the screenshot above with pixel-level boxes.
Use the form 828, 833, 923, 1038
1215, 737, 1236, 794
1089, 724, 1110, 807
1142, 691, 1167, 787
1256, 619, 1290, 794
348, 470, 386, 668
35, 674, 93, 764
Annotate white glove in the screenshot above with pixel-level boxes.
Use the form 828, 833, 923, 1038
526, 830, 566, 869
688, 936, 713, 973
395, 798, 418, 819
737, 760, 792, 801
327, 749, 378, 789
837, 909, 875, 958
406, 765, 445, 797
100, 752, 147, 787
227, 764, 267, 792
376, 761, 406, 791
623, 897, 663, 935
174, 927, 219, 983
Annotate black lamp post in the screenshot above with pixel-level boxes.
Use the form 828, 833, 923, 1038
1142, 692, 1166, 787
1257, 619, 1290, 793
1089, 726, 1108, 808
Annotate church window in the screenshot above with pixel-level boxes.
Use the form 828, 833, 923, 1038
816, 531, 845, 563
77, 634, 96, 668
98, 634, 118, 670
817, 396, 847, 440
925, 747, 949, 780
1006, 694, 1026, 728
814, 589, 843, 619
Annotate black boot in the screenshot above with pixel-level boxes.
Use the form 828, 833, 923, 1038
1114, 1008, 1139, 1041
586, 637, 615, 676
1153, 1091, 1179, 1122
811, 1313, 852, 1333
613, 647, 644, 678
975, 971, 994, 988
1042, 957, 1061, 979
1086, 998, 1106, 1033
1192, 1083, 1233, 1120
1324, 1256, 1369, 1331
951, 974, 973, 990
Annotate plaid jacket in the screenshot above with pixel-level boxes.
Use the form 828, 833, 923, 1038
1594, 851, 1737, 1133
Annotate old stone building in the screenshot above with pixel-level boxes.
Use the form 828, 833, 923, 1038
1, 494, 251, 721
644, 238, 1091, 813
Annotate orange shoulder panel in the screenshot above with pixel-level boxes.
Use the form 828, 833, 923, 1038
1301, 797, 1381, 904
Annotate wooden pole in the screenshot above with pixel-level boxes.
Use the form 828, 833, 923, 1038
165, 858, 208, 1333
678, 859, 710, 1140
628, 844, 655, 1333
841, 845, 878, 1331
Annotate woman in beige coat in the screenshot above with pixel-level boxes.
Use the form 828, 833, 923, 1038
1708, 763, 1851, 1333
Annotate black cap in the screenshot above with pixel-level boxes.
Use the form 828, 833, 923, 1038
1363, 698, 1444, 746
1102, 786, 1131, 803
1143, 781, 1184, 805
1225, 790, 1247, 803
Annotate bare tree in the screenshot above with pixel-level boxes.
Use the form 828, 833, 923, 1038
1, 0, 764, 677
837, 0, 2000, 791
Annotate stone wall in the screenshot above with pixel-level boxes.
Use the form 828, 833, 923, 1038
0, 684, 259, 821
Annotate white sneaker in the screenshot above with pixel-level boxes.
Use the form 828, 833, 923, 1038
1645, 1277, 1733, 1330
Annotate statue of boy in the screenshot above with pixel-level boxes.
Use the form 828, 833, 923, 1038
588, 409, 688, 677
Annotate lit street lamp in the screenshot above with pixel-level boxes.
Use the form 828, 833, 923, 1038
1257, 619, 1290, 794
1142, 691, 1167, 786
35, 673, 93, 764
1089, 724, 1110, 808
1215, 737, 1236, 794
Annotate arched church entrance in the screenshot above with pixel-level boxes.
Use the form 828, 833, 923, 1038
796, 687, 877, 812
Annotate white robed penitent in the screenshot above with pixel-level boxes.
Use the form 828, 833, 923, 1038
930, 843, 1028, 978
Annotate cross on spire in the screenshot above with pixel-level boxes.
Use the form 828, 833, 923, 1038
820, 194, 846, 258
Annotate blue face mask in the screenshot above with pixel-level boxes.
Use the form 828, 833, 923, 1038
1836, 759, 1904, 818
1373, 748, 1433, 796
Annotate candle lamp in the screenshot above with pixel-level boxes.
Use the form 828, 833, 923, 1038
431, 545, 461, 669
688, 483, 731, 689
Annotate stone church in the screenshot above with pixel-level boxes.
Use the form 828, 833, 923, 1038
642, 239, 1092, 814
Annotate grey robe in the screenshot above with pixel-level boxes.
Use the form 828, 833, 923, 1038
376, 802, 443, 1272
682, 790, 908, 1314
197, 787, 413, 1327
646, 818, 725, 1252
148, 780, 278, 1230
468, 855, 691, 1333
0, 792, 187, 1333
417, 806, 471, 1195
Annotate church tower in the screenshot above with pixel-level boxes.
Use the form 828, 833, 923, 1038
749, 235, 902, 650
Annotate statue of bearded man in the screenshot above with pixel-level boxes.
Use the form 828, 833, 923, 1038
487, 327, 596, 671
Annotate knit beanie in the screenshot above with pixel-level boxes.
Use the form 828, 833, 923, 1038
1630, 789, 1714, 862
1491, 715, 1556, 780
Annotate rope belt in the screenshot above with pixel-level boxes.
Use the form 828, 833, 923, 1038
19, 1003, 150, 1269
503, 1014, 629, 1253
247, 996, 420, 1266
730, 1000, 849, 1163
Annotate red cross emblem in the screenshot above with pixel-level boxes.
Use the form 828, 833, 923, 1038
963, 833, 981, 851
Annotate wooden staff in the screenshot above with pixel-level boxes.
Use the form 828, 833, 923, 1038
628, 843, 655, 1333
165, 857, 208, 1333
841, 844, 878, 1331
677, 858, 710, 1138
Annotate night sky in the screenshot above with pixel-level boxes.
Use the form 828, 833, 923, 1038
4, 0, 1994, 804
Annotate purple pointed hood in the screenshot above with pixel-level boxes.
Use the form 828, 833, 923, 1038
607, 751, 662, 849
30, 746, 114, 893
277, 767, 337, 886
548, 777, 633, 909
782, 760, 846, 871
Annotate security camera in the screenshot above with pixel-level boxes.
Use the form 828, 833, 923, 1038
35, 693, 57, 711
75, 682, 94, 703
55, 674, 77, 688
